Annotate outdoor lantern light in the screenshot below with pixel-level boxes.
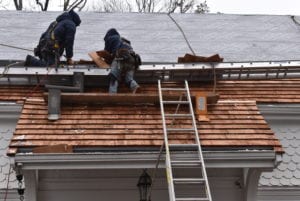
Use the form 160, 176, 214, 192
137, 169, 152, 201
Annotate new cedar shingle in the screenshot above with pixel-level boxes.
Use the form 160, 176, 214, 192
9, 98, 282, 153
3, 78, 300, 154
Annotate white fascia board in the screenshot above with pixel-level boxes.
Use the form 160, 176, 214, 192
258, 104, 300, 121
0, 102, 22, 119
14, 150, 278, 170
257, 186, 300, 197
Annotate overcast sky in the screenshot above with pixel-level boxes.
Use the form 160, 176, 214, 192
209, 0, 300, 15
1, 0, 300, 15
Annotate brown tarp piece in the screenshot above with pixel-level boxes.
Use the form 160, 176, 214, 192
178, 53, 224, 63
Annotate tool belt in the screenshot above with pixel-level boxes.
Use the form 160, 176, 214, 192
34, 21, 59, 60
115, 49, 142, 71
34, 37, 59, 60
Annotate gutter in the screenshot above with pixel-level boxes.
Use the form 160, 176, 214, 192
14, 150, 279, 170
0, 102, 22, 119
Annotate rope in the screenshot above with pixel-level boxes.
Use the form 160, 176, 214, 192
24, 66, 53, 100
167, 13, 196, 55
25, 51, 60, 100
4, 163, 12, 201
148, 143, 164, 201
291, 15, 300, 26
0, 61, 26, 78
0, 43, 33, 52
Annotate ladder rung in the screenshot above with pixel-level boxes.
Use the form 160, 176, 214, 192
173, 178, 206, 184
167, 128, 195, 132
163, 101, 189, 104
176, 198, 209, 201
161, 88, 186, 91
171, 160, 202, 167
165, 114, 193, 117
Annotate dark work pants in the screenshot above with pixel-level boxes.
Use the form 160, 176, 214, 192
26, 52, 57, 67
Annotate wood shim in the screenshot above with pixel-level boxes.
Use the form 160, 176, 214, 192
88, 51, 110, 68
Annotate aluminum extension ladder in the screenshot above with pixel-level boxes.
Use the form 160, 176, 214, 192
158, 80, 212, 201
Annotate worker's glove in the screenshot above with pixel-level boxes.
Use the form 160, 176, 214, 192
67, 58, 74, 65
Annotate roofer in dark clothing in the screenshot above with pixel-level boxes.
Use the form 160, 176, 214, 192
104, 28, 141, 94
25, 10, 81, 67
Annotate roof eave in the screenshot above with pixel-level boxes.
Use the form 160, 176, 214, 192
14, 150, 279, 170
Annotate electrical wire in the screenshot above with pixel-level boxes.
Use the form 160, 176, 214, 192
148, 143, 164, 201
3, 163, 12, 201
291, 15, 300, 26
167, 13, 196, 55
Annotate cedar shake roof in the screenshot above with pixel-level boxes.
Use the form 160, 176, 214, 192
9, 98, 279, 150
5, 78, 300, 155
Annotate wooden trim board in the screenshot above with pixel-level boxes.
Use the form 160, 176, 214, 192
88, 51, 110, 68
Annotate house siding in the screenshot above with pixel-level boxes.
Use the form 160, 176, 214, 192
258, 105, 300, 201
0, 104, 22, 201
31, 168, 243, 201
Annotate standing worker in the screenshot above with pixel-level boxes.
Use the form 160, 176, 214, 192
25, 10, 81, 67
104, 28, 141, 94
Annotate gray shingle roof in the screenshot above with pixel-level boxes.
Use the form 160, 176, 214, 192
1, 11, 300, 62
260, 126, 300, 186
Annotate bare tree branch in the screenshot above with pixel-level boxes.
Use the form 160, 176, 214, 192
64, 0, 70, 11
64, 0, 87, 11
0, 0, 9, 10
195, 0, 209, 14
167, 0, 196, 13
36, 0, 50, 11
78, 0, 88, 11
13, 0, 23, 10
91, 0, 209, 13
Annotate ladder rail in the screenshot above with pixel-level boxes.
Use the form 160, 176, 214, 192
185, 80, 212, 201
158, 80, 176, 201
159, 80, 212, 201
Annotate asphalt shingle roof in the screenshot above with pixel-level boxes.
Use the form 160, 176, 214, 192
1, 11, 300, 62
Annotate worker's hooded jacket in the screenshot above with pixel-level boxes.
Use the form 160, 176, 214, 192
53, 10, 81, 59
104, 28, 132, 56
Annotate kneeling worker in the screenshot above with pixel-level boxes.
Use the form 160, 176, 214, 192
25, 10, 81, 67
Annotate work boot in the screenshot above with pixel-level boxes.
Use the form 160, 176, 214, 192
24, 55, 45, 67
132, 85, 140, 94
24, 55, 34, 66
